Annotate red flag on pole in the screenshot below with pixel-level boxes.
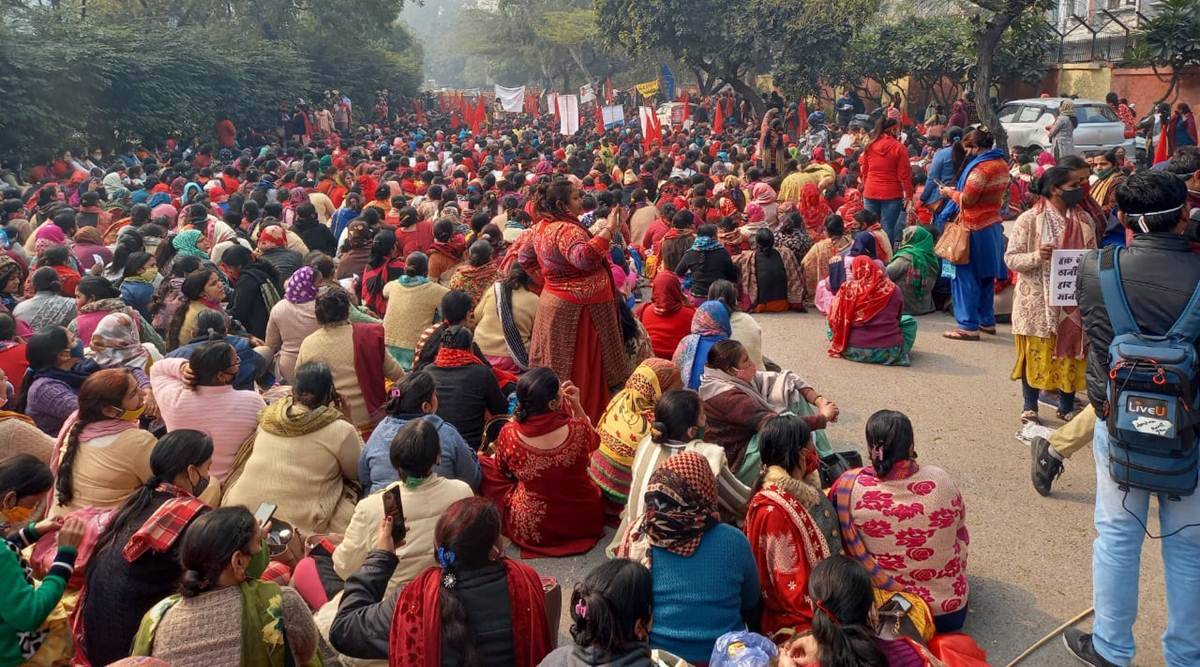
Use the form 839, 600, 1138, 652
1153, 121, 1170, 165
472, 95, 487, 134
797, 100, 808, 134
450, 111, 460, 130
712, 100, 725, 133
681, 91, 690, 123
605, 76, 614, 105
595, 103, 605, 135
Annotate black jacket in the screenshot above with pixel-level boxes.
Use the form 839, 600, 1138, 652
260, 247, 304, 283
675, 247, 739, 298
293, 218, 337, 256
329, 549, 397, 660
1077, 234, 1200, 411
229, 263, 280, 339
427, 363, 509, 448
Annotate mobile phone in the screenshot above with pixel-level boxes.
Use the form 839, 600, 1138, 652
254, 502, 277, 527
381, 487, 407, 543
882, 593, 913, 614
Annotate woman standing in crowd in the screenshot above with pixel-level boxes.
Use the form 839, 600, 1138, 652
860, 118, 913, 247
222, 362, 363, 535
831, 410, 970, 633
1048, 100, 1077, 159
745, 415, 842, 640
617, 451, 760, 665
1004, 166, 1095, 424
484, 367, 605, 557
77, 430, 213, 666
519, 180, 626, 422
129, 506, 321, 665
938, 127, 1009, 341
588, 358, 681, 519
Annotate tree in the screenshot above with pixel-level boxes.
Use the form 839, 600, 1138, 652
961, 0, 1053, 149
1128, 0, 1200, 104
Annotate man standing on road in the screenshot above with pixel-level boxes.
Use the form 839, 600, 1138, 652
1064, 170, 1200, 667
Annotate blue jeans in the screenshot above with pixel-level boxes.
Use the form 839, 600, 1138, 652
864, 198, 904, 247
1091, 425, 1200, 666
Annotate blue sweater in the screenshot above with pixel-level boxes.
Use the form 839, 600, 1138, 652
648, 523, 761, 664
359, 414, 481, 493
919, 145, 957, 206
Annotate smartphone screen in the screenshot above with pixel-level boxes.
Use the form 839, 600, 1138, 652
382, 487, 407, 543
254, 502, 277, 526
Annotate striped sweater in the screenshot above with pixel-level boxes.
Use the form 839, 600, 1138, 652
950, 157, 1010, 231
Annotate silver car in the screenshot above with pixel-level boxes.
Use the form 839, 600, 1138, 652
997, 97, 1136, 155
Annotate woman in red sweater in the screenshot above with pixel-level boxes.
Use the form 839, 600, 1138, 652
636, 271, 696, 359
858, 118, 913, 251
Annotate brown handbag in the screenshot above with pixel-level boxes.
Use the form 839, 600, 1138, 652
934, 220, 971, 265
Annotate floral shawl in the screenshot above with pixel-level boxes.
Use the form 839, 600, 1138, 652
596, 359, 680, 468
88, 312, 150, 371
672, 300, 732, 390
827, 256, 896, 357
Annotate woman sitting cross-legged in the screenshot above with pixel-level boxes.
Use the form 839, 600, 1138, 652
827, 255, 918, 366
635, 271, 696, 360
744, 415, 844, 642
381, 251, 449, 371
359, 370, 481, 494
608, 388, 750, 556
222, 361, 364, 536
830, 409, 970, 633
734, 227, 807, 312
616, 451, 761, 665
481, 367, 605, 557
699, 340, 839, 481
129, 506, 321, 666
76, 430, 214, 666
426, 325, 509, 450
328, 497, 553, 666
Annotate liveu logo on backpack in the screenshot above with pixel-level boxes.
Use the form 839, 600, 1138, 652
1099, 247, 1200, 498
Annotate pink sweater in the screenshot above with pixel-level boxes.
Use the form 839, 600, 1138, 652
149, 358, 265, 480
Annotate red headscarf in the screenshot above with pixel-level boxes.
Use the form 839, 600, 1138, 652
648, 271, 688, 316
827, 256, 896, 357
798, 182, 833, 238
838, 188, 865, 225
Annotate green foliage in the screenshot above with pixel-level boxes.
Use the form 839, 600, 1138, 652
0, 1, 422, 161
1132, 0, 1200, 71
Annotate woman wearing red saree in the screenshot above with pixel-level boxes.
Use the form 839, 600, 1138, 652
518, 179, 625, 422
482, 367, 604, 557
797, 182, 832, 242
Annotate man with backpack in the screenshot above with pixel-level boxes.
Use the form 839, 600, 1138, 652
1064, 170, 1200, 667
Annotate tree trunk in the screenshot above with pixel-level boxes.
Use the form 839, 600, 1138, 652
974, 11, 1014, 149
1152, 69, 1181, 106
691, 67, 714, 96
724, 75, 765, 118
566, 45, 594, 90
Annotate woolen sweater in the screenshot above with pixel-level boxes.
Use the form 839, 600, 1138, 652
360, 413, 481, 493
473, 285, 539, 360
0, 525, 76, 666
381, 280, 449, 350
48, 426, 156, 517
297, 323, 404, 429
265, 298, 321, 384
647, 523, 761, 664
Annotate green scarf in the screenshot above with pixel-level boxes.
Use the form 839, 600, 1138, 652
889, 226, 939, 295
258, 396, 345, 438
131, 580, 321, 666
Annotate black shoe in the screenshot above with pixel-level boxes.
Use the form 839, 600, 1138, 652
1031, 436, 1064, 496
1063, 629, 1119, 667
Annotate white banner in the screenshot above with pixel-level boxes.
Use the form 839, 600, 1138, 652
639, 106, 656, 138
579, 83, 596, 105
1050, 249, 1088, 306
602, 105, 625, 128
493, 85, 525, 113
558, 94, 580, 135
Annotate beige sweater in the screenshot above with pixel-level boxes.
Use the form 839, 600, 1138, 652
265, 299, 320, 384
472, 283, 539, 359
50, 428, 155, 517
296, 323, 403, 429
0, 417, 54, 463
221, 407, 364, 536
381, 280, 449, 349
1004, 206, 1097, 339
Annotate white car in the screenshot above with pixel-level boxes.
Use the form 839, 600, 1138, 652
997, 97, 1136, 156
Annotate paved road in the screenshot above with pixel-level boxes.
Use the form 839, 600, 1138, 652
510, 310, 1170, 667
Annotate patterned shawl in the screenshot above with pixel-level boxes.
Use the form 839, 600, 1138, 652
171, 230, 208, 260
89, 312, 150, 371
284, 266, 319, 304
829, 460, 920, 591
597, 359, 680, 467
618, 451, 720, 567
828, 256, 896, 357
672, 300, 732, 390
889, 226, 939, 297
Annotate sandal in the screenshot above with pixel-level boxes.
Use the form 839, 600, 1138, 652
943, 329, 981, 341
1056, 409, 1080, 422
979, 326, 997, 335
1021, 410, 1041, 425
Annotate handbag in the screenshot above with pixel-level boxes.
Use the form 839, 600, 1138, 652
934, 220, 970, 265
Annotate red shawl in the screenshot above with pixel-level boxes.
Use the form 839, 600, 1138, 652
388, 559, 552, 667
827, 256, 896, 357
798, 183, 832, 240
352, 323, 388, 420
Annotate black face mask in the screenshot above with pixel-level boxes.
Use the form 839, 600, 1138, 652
1060, 187, 1085, 208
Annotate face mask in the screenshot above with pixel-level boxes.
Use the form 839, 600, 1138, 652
243, 539, 270, 581
691, 425, 707, 442
1096, 168, 1114, 179
2, 504, 34, 527
735, 365, 757, 383
189, 469, 210, 498
118, 404, 146, 421
70, 340, 84, 358
1060, 187, 1085, 208
141, 267, 159, 282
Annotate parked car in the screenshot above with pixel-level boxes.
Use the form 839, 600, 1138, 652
998, 97, 1137, 156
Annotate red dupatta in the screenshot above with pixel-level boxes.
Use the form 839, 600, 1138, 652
351, 323, 388, 420
827, 256, 896, 357
387, 559, 552, 667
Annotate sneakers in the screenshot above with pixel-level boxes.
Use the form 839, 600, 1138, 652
1030, 436, 1064, 496
1063, 629, 1119, 667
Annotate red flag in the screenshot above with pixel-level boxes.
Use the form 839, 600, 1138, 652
438, 93, 447, 113
681, 91, 690, 123
712, 100, 725, 133
414, 100, 427, 126
450, 111, 460, 130
595, 103, 605, 134
797, 100, 808, 134
605, 76, 614, 105
1153, 121, 1170, 165
472, 95, 487, 134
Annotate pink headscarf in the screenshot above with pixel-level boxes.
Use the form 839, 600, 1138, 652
745, 203, 765, 224
749, 181, 777, 207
